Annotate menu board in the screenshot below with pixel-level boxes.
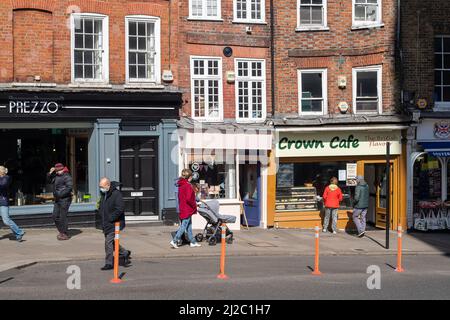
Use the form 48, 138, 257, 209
277, 163, 294, 188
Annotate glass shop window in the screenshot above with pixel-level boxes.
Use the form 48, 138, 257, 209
276, 161, 356, 212
0, 129, 91, 206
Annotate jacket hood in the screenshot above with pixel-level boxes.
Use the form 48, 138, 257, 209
328, 184, 339, 191
177, 178, 190, 187
110, 181, 121, 190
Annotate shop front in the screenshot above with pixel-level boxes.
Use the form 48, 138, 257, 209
267, 126, 408, 231
409, 118, 450, 231
177, 121, 272, 230
0, 89, 181, 227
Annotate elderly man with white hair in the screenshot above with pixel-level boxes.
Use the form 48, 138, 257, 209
0, 166, 25, 241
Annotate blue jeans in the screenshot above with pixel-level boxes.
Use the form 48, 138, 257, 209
173, 217, 196, 244
1, 206, 24, 239
352, 208, 367, 234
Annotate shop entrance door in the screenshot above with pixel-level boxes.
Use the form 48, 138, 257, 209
363, 162, 394, 229
239, 163, 261, 227
120, 137, 158, 216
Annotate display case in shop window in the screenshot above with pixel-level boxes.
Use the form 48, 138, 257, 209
276, 186, 318, 212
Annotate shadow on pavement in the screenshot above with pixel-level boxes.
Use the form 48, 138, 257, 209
67, 229, 83, 238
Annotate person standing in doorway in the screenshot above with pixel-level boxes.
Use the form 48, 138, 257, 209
322, 177, 343, 234
170, 169, 201, 249
98, 177, 131, 271
47, 163, 73, 240
353, 175, 370, 238
0, 166, 25, 242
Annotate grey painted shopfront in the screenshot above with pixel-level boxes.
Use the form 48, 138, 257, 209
0, 89, 181, 227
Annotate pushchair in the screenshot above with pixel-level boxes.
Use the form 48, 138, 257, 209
195, 199, 235, 246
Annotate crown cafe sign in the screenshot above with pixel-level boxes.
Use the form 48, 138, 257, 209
276, 131, 402, 157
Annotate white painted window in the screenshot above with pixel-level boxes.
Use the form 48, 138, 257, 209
298, 0, 327, 28
235, 59, 266, 121
125, 16, 160, 83
298, 69, 327, 115
353, 66, 382, 114
434, 36, 450, 107
234, 0, 265, 23
352, 0, 382, 28
189, 0, 221, 20
71, 14, 109, 83
190, 57, 223, 121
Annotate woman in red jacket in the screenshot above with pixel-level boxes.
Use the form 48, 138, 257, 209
322, 177, 343, 234
170, 169, 201, 249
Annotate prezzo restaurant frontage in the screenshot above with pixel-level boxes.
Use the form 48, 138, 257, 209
267, 126, 408, 231
0, 89, 180, 227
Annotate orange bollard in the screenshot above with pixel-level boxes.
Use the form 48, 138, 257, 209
312, 225, 322, 275
217, 223, 229, 280
395, 226, 405, 273
110, 222, 123, 284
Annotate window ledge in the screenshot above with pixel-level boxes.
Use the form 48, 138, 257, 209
124, 84, 165, 90
187, 17, 224, 22
69, 83, 112, 89
351, 23, 384, 31
11, 82, 57, 88
192, 118, 224, 123
295, 26, 330, 32
236, 119, 267, 124
232, 20, 268, 25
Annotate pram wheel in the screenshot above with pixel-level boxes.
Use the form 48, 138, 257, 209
208, 237, 217, 246
195, 233, 204, 242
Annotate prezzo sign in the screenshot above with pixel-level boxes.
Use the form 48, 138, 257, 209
276, 131, 402, 157
8, 101, 60, 114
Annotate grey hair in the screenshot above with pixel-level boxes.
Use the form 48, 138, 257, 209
0, 166, 8, 175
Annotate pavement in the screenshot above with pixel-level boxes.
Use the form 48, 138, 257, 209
1, 224, 450, 273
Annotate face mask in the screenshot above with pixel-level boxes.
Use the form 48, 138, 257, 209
100, 188, 108, 193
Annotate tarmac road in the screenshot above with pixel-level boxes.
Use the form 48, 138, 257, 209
1, 254, 450, 300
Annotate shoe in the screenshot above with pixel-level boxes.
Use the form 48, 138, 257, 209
57, 233, 70, 241
190, 242, 201, 247
16, 231, 25, 242
358, 231, 365, 238
101, 265, 113, 271
125, 250, 132, 259
332, 231, 337, 234
170, 240, 179, 249
322, 229, 327, 233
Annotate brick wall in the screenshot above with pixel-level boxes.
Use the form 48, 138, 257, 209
401, 0, 450, 108
0, 0, 177, 85
274, 0, 399, 116
177, 0, 272, 120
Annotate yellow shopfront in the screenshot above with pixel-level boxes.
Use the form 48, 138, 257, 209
267, 128, 408, 231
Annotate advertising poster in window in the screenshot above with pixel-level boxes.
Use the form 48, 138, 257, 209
346, 163, 357, 186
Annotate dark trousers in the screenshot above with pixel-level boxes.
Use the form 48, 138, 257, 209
104, 232, 128, 266
52, 199, 71, 234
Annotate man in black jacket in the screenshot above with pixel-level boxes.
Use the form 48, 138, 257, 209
98, 177, 131, 271
47, 163, 73, 241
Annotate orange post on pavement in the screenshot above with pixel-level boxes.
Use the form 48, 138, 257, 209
312, 225, 322, 276
217, 223, 229, 280
395, 226, 405, 273
110, 222, 122, 284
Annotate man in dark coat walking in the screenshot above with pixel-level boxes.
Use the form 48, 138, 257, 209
98, 177, 131, 271
47, 163, 73, 240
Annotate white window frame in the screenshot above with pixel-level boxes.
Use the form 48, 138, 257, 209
296, 0, 328, 31
233, 0, 266, 24
71, 13, 109, 84
352, 0, 382, 29
189, 0, 222, 20
298, 69, 328, 116
434, 35, 450, 109
125, 16, 161, 84
352, 65, 382, 115
235, 58, 267, 122
190, 56, 223, 122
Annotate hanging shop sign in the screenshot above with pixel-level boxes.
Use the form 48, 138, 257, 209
276, 131, 402, 157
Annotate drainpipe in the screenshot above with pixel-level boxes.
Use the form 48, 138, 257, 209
270, 0, 275, 118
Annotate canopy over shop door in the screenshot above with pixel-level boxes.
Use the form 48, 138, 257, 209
120, 137, 158, 216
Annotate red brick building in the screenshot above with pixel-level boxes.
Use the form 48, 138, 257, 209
0, 0, 182, 226
268, 0, 410, 231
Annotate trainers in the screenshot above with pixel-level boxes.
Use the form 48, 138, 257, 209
332, 231, 337, 234
170, 240, 179, 249
322, 229, 327, 233
190, 242, 201, 247
16, 231, 25, 242
358, 231, 365, 238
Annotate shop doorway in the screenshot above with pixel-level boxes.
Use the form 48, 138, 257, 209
239, 163, 261, 227
120, 137, 158, 216
364, 162, 394, 229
